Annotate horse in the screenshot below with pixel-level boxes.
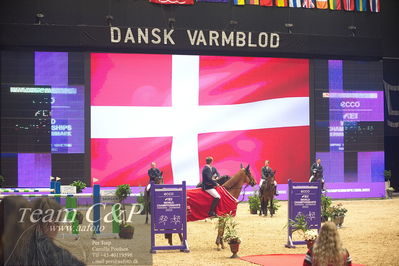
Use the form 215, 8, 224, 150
259, 170, 276, 217
144, 174, 164, 224
309, 169, 325, 191
164, 175, 232, 246
214, 164, 256, 250
164, 165, 256, 249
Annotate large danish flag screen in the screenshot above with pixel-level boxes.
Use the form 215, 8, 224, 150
91, 54, 310, 186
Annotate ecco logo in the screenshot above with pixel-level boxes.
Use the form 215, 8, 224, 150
340, 101, 360, 108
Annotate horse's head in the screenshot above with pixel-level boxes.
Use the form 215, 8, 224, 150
268, 170, 276, 183
240, 164, 256, 187
154, 172, 164, 184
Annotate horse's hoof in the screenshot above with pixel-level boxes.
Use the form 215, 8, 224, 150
217, 247, 221, 251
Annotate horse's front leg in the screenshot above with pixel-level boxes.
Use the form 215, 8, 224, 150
270, 198, 274, 217
144, 192, 150, 224
259, 198, 263, 216
165, 233, 173, 245
215, 221, 225, 250
265, 199, 268, 216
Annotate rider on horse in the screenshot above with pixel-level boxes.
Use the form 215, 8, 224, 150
148, 162, 162, 183
260, 160, 278, 196
201, 156, 221, 217
147, 162, 163, 192
309, 158, 325, 191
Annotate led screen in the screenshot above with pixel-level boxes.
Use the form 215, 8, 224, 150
91, 54, 310, 186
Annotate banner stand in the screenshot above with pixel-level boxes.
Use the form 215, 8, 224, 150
150, 181, 189, 253
285, 179, 321, 248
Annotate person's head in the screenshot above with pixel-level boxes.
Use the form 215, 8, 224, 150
312, 222, 346, 266
31, 198, 63, 239
205, 157, 213, 165
151, 162, 156, 168
2, 197, 84, 266
265, 160, 270, 167
316, 158, 321, 165
0, 197, 33, 265
1, 197, 63, 265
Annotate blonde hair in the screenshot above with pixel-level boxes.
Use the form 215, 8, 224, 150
312, 222, 347, 266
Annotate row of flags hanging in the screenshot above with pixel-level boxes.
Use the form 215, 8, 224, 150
149, 0, 380, 12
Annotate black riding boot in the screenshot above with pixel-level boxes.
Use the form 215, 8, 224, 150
208, 198, 220, 217
274, 185, 279, 196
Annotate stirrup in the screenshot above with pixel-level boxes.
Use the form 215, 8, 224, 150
208, 211, 217, 217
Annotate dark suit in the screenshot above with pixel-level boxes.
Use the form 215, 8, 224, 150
201, 166, 220, 190
261, 166, 273, 182
148, 168, 162, 182
310, 163, 323, 180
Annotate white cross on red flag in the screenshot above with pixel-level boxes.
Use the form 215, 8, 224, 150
91, 53, 310, 186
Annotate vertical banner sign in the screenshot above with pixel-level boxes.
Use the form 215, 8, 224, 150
150, 181, 189, 253
286, 179, 321, 248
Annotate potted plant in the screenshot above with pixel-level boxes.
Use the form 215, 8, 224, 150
70, 180, 87, 224
387, 187, 395, 199
384, 170, 392, 198
116, 184, 134, 239
221, 214, 241, 258
287, 213, 318, 248
304, 229, 318, 249
0, 174, 5, 187
70, 180, 86, 193
321, 194, 332, 222
272, 198, 281, 215
288, 213, 309, 239
248, 194, 260, 214
329, 203, 347, 228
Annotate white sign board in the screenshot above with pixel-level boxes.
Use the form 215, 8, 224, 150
101, 189, 118, 203
60, 185, 77, 194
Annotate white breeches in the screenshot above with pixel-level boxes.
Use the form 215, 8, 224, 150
205, 188, 221, 199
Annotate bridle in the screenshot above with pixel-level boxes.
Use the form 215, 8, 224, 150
224, 169, 255, 203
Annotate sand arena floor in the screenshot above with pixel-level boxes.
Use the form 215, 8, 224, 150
55, 197, 399, 266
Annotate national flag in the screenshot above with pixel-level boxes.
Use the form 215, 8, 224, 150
91, 54, 310, 187
316, 0, 328, 9
329, 0, 342, 10
149, 0, 194, 4
355, 0, 367, 11
197, 0, 229, 2
369, 0, 380, 12
303, 0, 316, 8
342, 0, 355, 10
234, 0, 245, 5
289, 0, 302, 7
246, 0, 260, 5
260, 0, 273, 5
276, 0, 288, 7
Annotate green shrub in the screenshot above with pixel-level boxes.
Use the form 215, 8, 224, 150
70, 180, 86, 193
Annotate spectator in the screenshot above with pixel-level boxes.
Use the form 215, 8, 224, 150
304, 221, 352, 266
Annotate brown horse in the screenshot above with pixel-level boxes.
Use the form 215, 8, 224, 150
164, 165, 256, 249
259, 170, 275, 217
144, 175, 164, 224
163, 175, 232, 246
215, 164, 256, 250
